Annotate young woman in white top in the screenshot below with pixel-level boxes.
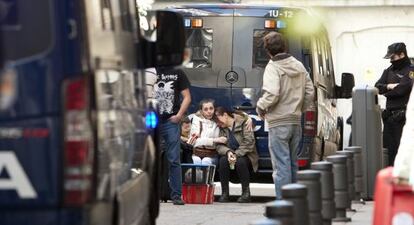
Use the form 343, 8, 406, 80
188, 99, 226, 165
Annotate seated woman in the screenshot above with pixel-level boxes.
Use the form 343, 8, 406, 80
188, 99, 226, 165
215, 107, 259, 203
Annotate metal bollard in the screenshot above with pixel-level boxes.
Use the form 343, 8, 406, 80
265, 200, 295, 225
250, 218, 281, 225
326, 155, 351, 222
297, 170, 323, 225
311, 161, 336, 225
337, 150, 356, 211
344, 146, 364, 204
281, 183, 309, 225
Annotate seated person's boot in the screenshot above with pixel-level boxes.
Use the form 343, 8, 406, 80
237, 186, 251, 203
218, 185, 230, 202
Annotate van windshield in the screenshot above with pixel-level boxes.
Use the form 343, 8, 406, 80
1, 0, 53, 61
184, 28, 213, 68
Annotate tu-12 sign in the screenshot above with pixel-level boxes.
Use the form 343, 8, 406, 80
268, 9, 294, 18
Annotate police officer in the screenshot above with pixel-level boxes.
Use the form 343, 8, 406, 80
375, 42, 414, 166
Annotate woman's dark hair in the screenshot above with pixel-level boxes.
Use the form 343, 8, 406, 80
215, 107, 234, 118
180, 116, 191, 125
198, 98, 215, 110
263, 31, 286, 56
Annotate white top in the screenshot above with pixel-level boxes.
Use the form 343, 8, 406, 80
188, 113, 220, 148
393, 86, 414, 187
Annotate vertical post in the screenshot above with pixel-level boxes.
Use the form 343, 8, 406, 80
265, 200, 295, 225
337, 150, 356, 211
311, 161, 336, 225
344, 146, 365, 204
281, 183, 309, 225
327, 155, 351, 222
297, 170, 323, 225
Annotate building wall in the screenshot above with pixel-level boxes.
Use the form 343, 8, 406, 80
316, 6, 414, 148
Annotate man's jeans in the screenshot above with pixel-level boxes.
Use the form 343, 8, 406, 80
160, 120, 182, 200
268, 124, 302, 199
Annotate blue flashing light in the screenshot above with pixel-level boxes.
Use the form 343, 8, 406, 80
184, 19, 191, 28
277, 20, 286, 29
146, 111, 158, 129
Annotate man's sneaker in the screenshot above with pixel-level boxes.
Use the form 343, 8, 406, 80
172, 198, 185, 205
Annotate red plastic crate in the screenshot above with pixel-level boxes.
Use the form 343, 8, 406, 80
373, 167, 414, 225
182, 184, 215, 204
181, 164, 216, 184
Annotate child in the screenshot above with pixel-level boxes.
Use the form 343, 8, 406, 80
180, 117, 193, 163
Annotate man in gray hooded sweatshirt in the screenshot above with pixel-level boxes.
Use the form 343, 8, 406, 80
256, 31, 315, 199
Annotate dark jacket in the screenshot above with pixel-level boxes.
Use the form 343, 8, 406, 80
216, 114, 259, 172
375, 59, 414, 110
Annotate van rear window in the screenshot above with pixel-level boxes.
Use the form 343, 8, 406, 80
253, 30, 271, 68
253, 29, 303, 69
1, 0, 53, 61
185, 28, 213, 68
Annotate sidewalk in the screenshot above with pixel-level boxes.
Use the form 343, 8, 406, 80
333, 201, 374, 225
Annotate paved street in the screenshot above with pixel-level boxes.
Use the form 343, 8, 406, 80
156, 183, 374, 225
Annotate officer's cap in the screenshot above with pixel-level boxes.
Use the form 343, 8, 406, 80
384, 42, 407, 59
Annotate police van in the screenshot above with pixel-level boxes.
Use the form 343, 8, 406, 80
0, 0, 184, 224
170, 4, 355, 179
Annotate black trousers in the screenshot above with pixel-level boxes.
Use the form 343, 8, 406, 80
383, 119, 405, 166
180, 141, 193, 163
219, 155, 253, 190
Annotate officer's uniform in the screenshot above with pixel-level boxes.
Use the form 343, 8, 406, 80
375, 50, 414, 166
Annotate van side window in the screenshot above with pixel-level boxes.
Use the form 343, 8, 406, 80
324, 44, 331, 77
314, 34, 336, 97
301, 37, 313, 79
185, 28, 213, 68
101, 0, 115, 30
320, 37, 332, 78
1, 0, 52, 61
316, 36, 333, 79
325, 41, 335, 79
316, 38, 324, 77
324, 39, 336, 95
320, 39, 327, 76
119, 0, 133, 31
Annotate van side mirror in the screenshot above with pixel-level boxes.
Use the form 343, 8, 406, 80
136, 11, 185, 68
336, 72, 355, 98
